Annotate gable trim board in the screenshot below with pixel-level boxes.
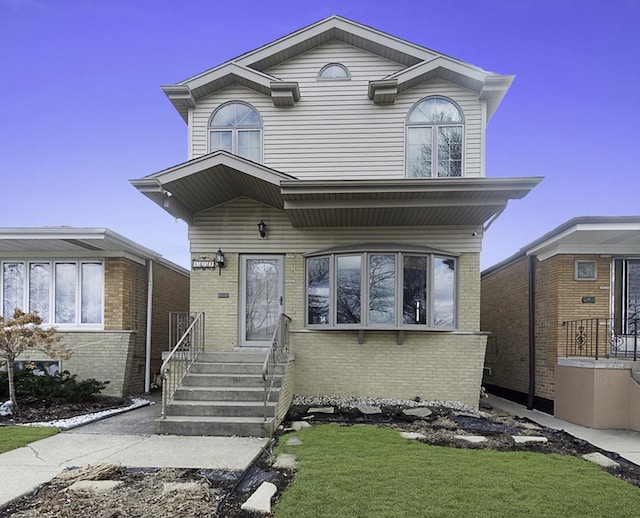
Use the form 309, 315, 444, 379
163, 16, 512, 122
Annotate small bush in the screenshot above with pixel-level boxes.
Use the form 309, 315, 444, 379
15, 370, 109, 404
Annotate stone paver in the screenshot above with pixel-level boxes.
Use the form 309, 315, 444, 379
512, 436, 548, 444
357, 405, 382, 415
241, 481, 277, 514
68, 480, 123, 493
285, 437, 303, 446
290, 421, 312, 431
402, 407, 433, 418
273, 454, 297, 470
308, 407, 334, 414
520, 422, 543, 431
582, 452, 620, 469
399, 432, 426, 440
454, 435, 487, 443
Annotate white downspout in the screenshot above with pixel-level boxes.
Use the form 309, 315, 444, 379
145, 259, 153, 393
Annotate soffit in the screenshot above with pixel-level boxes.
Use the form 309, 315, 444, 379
527, 219, 640, 260
132, 157, 541, 229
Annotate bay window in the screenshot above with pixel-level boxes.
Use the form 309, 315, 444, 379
306, 250, 457, 329
1, 260, 103, 326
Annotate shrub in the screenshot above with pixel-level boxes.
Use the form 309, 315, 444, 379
15, 370, 109, 404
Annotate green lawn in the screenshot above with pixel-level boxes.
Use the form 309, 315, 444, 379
0, 426, 59, 454
274, 425, 640, 517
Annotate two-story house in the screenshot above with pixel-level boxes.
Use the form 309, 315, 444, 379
131, 15, 541, 436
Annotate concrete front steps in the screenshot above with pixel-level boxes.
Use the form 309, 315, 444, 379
156, 351, 284, 437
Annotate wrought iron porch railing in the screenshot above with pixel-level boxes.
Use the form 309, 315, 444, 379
263, 313, 292, 422
562, 318, 638, 361
160, 312, 205, 418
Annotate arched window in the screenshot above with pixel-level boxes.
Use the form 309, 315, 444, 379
208, 102, 262, 162
318, 63, 350, 80
406, 97, 463, 178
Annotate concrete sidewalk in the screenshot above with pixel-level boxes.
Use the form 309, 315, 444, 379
488, 394, 640, 465
0, 400, 269, 509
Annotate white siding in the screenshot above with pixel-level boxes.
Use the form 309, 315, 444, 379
189, 198, 482, 254
190, 41, 486, 179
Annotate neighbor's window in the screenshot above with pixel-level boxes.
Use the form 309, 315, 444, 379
575, 260, 597, 280
208, 101, 262, 163
1, 260, 104, 326
406, 97, 463, 178
318, 63, 350, 80
306, 251, 457, 329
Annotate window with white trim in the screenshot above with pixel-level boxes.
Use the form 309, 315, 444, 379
1, 260, 104, 326
318, 63, 350, 80
406, 97, 464, 178
306, 251, 456, 329
208, 101, 262, 162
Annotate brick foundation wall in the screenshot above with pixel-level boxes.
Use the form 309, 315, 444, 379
18, 331, 139, 397
482, 254, 613, 403
151, 263, 190, 378
481, 257, 530, 395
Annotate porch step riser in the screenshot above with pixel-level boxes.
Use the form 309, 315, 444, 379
165, 403, 276, 418
156, 419, 272, 437
190, 363, 272, 375
198, 352, 266, 363
174, 388, 279, 402
182, 375, 276, 388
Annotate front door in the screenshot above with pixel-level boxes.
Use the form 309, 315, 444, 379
239, 255, 284, 347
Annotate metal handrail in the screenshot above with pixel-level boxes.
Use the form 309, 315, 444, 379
262, 313, 291, 422
160, 312, 205, 418
562, 317, 638, 361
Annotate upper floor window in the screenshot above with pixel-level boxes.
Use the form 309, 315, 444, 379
406, 97, 463, 178
208, 102, 262, 163
306, 249, 457, 330
2, 260, 104, 327
318, 63, 350, 80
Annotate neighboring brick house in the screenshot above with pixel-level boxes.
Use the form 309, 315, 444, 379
481, 216, 640, 430
131, 15, 540, 410
0, 228, 189, 396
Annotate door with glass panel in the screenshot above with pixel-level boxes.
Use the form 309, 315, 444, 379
239, 255, 284, 347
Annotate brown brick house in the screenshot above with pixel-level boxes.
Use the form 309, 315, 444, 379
0, 227, 189, 396
481, 216, 640, 430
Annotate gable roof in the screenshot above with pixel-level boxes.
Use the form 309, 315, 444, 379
482, 216, 640, 277
163, 15, 513, 122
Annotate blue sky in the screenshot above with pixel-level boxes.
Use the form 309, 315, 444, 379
1, 0, 638, 269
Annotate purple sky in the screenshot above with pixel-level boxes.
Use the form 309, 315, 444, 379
1, 0, 638, 269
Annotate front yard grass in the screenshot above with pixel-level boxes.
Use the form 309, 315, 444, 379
0, 426, 59, 454
274, 424, 640, 517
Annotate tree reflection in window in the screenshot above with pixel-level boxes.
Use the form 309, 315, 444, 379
402, 256, 427, 325
407, 97, 463, 178
307, 257, 330, 324
369, 255, 395, 324
433, 257, 455, 327
337, 255, 361, 324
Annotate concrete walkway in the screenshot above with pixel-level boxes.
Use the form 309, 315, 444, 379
0, 399, 269, 509
488, 394, 640, 465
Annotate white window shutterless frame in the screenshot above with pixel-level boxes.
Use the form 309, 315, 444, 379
239, 255, 284, 347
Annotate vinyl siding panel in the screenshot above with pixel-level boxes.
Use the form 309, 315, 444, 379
190, 42, 485, 180
189, 198, 482, 254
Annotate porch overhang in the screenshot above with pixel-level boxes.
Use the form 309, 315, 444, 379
280, 177, 542, 227
131, 154, 542, 228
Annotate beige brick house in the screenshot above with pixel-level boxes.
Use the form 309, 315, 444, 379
481, 216, 640, 430
0, 227, 189, 397
131, 15, 540, 432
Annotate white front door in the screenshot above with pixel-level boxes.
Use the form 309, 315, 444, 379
239, 255, 284, 347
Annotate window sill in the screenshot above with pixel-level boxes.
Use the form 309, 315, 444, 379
297, 326, 459, 345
